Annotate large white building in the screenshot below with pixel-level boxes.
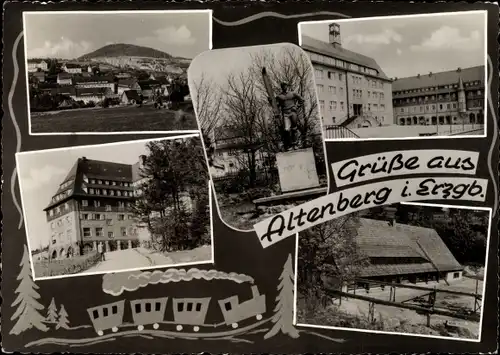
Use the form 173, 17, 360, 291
301, 23, 394, 136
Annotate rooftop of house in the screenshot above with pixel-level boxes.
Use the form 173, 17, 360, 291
64, 63, 82, 69
74, 87, 110, 96
44, 157, 139, 210
73, 75, 115, 84
57, 72, 72, 79
123, 89, 140, 101
392, 65, 485, 92
301, 35, 390, 81
352, 218, 463, 278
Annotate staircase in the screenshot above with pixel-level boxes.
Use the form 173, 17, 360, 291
323, 125, 360, 139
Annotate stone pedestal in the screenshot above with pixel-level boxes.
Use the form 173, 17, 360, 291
128, 240, 132, 249
276, 148, 320, 193
93, 241, 97, 251
117, 241, 121, 250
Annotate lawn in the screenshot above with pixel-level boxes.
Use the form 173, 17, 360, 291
30, 105, 199, 133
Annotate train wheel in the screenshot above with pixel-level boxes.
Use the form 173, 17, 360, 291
112, 327, 118, 332
97, 330, 104, 336
176, 325, 183, 331
231, 323, 238, 329
153, 323, 159, 330
256, 314, 263, 320
193, 326, 200, 332
138, 325, 144, 331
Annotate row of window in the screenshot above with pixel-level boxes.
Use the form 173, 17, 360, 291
51, 189, 73, 204
399, 103, 458, 114
315, 69, 344, 81
83, 227, 130, 238
48, 202, 72, 217
86, 177, 132, 187
319, 100, 386, 112
394, 81, 482, 96
80, 200, 132, 208
309, 52, 378, 77
83, 187, 134, 197
81, 213, 133, 221
50, 215, 73, 229
59, 180, 73, 190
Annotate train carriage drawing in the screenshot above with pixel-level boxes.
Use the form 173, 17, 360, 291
87, 285, 266, 335
130, 297, 169, 331
87, 300, 126, 336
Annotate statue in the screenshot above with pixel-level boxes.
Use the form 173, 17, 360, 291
262, 68, 304, 152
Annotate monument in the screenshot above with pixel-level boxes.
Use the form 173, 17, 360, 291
276, 148, 320, 193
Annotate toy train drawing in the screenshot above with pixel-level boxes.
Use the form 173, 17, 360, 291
87, 285, 266, 335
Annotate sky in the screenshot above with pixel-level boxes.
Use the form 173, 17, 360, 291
24, 11, 211, 59
188, 42, 309, 89
17, 138, 167, 250
299, 11, 486, 79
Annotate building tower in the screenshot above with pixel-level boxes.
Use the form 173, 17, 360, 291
457, 76, 466, 113
329, 23, 342, 47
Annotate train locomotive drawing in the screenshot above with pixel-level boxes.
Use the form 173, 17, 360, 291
87, 285, 266, 335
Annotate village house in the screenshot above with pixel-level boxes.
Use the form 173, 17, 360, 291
27, 59, 48, 73
62, 63, 83, 74
74, 75, 115, 91
117, 79, 141, 96
121, 90, 141, 105
138, 80, 162, 99
33, 71, 46, 83
69, 87, 111, 104
324, 218, 464, 293
57, 72, 73, 85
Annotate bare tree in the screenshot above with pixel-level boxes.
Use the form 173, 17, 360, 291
191, 73, 224, 137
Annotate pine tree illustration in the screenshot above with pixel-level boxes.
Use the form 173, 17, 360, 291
46, 298, 58, 324
264, 253, 300, 339
10, 245, 49, 335
55, 305, 70, 330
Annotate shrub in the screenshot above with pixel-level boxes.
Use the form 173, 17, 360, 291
33, 252, 101, 277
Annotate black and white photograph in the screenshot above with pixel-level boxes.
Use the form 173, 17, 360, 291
298, 11, 487, 140
188, 43, 328, 231
24, 11, 212, 134
295, 203, 490, 341
16, 134, 213, 280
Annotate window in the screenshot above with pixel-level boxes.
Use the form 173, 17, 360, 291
49, 209, 54, 217
89, 188, 95, 194
118, 201, 125, 208
90, 179, 96, 184
316, 84, 324, 93
319, 100, 325, 111
439, 104, 443, 110
64, 203, 70, 210
66, 229, 72, 240
196, 303, 202, 312
105, 181, 110, 185
95, 228, 103, 237
121, 227, 127, 237
187, 303, 193, 312
340, 101, 345, 111
56, 206, 61, 213
339, 87, 343, 95
380, 93, 384, 100
82, 200, 88, 207
453, 272, 460, 279
145, 303, 151, 312
93, 310, 99, 319
381, 104, 386, 110
314, 69, 323, 80
98, 180, 102, 184
155, 302, 161, 312
112, 305, 118, 314
82, 213, 89, 220
329, 101, 335, 111
108, 231, 114, 238
447, 103, 451, 110
105, 205, 112, 211
453, 103, 457, 109
135, 304, 141, 313
177, 303, 184, 312
93, 213, 102, 220
83, 228, 91, 237
51, 236, 57, 244
338, 73, 343, 81
94, 200, 100, 207
112, 181, 117, 186
225, 302, 232, 311
118, 214, 125, 221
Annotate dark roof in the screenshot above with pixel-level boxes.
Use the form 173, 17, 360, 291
392, 66, 485, 92
74, 75, 114, 84
123, 89, 140, 101
44, 157, 135, 210
27, 59, 46, 63
138, 80, 161, 90
355, 218, 463, 277
64, 63, 81, 69
301, 35, 390, 80
75, 87, 109, 96
118, 79, 138, 87
57, 72, 72, 79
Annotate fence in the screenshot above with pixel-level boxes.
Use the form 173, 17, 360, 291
33, 251, 101, 277
323, 125, 360, 139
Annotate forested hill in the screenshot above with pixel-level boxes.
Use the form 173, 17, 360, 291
78, 43, 173, 59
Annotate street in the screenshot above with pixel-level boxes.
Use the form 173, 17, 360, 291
84, 248, 174, 273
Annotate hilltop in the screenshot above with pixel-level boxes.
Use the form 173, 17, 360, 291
78, 43, 174, 60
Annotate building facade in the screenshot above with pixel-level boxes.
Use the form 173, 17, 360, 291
44, 157, 144, 260
301, 23, 394, 129
392, 66, 485, 127
27, 59, 48, 73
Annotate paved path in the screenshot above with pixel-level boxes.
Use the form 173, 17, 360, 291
84, 248, 173, 273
